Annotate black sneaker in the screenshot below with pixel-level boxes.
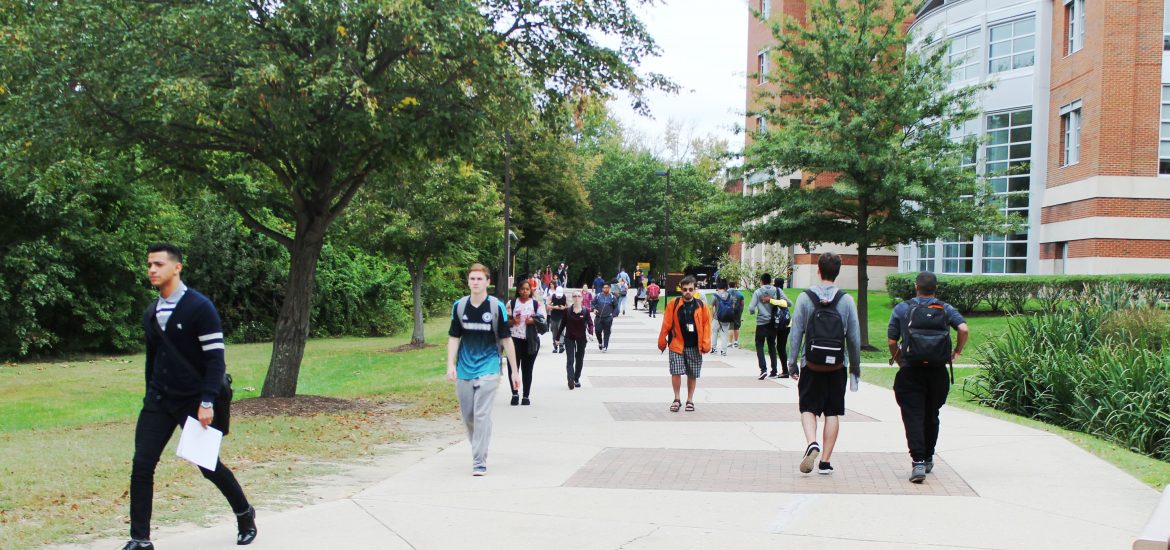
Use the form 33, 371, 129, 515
521, 398, 531, 406
568, 379, 575, 390
757, 371, 768, 380
574, 381, 581, 388
817, 461, 834, 475
510, 394, 520, 406
799, 442, 821, 473
778, 372, 791, 379
121, 541, 153, 550
910, 462, 927, 483
768, 371, 779, 378
236, 505, 258, 545
924, 460, 934, 474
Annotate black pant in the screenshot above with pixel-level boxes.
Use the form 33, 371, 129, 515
564, 337, 587, 382
596, 316, 613, 348
550, 317, 564, 345
893, 366, 951, 462
647, 299, 659, 317
131, 392, 249, 541
633, 295, 642, 310
509, 336, 537, 398
754, 324, 791, 374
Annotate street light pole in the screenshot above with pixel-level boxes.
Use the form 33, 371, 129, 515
501, 132, 512, 299
655, 169, 671, 287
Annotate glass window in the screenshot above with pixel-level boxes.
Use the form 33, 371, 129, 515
1061, 104, 1081, 166
1065, 0, 1086, 54
948, 31, 982, 82
916, 242, 937, 272
756, 115, 767, 133
1162, 85, 1170, 174
942, 239, 974, 274
982, 108, 1032, 273
1165, 0, 1170, 50
757, 52, 767, 85
989, 17, 1036, 73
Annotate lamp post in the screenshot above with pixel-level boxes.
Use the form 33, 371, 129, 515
655, 169, 671, 288
501, 132, 513, 299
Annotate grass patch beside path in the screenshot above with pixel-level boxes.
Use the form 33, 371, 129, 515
860, 366, 1170, 489
0, 318, 458, 548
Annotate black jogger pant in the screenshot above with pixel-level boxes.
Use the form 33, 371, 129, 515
131, 392, 250, 541
509, 336, 537, 398
893, 366, 951, 462
564, 337, 587, 383
755, 324, 777, 373
595, 316, 613, 349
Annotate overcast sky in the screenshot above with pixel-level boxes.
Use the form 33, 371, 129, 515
609, 0, 750, 156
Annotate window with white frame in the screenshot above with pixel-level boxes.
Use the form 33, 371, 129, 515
1161, 85, 1170, 174
1065, 0, 1085, 55
982, 108, 1032, 273
757, 51, 768, 85
942, 238, 975, 274
1060, 100, 1082, 166
931, 120, 980, 274
760, 0, 771, 18
916, 242, 937, 272
988, 17, 1036, 73
1164, 0, 1169, 50
756, 115, 767, 133
948, 31, 982, 82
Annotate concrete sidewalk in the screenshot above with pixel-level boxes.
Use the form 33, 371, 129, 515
69, 310, 1159, 549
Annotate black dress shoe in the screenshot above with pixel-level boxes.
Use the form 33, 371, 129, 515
121, 541, 153, 550
236, 505, 257, 545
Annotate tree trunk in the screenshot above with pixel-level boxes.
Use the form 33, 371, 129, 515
856, 239, 877, 351
408, 257, 428, 346
261, 218, 328, 398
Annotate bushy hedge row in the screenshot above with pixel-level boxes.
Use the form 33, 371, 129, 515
887, 273, 1170, 313
968, 288, 1170, 460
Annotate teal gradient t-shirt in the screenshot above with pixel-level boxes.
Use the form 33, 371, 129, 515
448, 296, 511, 379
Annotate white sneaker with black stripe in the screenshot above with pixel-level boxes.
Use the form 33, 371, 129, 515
799, 442, 820, 474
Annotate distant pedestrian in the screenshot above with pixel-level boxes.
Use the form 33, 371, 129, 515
645, 280, 661, 318
592, 273, 606, 296
616, 266, 630, 286
787, 253, 861, 476
507, 280, 544, 406
448, 263, 520, 476
709, 280, 734, 356
749, 273, 790, 379
556, 263, 568, 286
542, 267, 553, 293
123, 243, 256, 550
615, 277, 629, 315
580, 283, 593, 311
887, 271, 968, 483
657, 276, 711, 413
547, 282, 568, 354
632, 269, 645, 310
728, 280, 744, 348
592, 283, 618, 352
556, 291, 595, 390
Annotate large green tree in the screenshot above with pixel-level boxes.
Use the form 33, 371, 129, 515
3, 0, 670, 396
743, 0, 1014, 348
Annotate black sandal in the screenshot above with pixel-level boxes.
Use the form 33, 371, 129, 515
685, 401, 695, 412
669, 399, 681, 412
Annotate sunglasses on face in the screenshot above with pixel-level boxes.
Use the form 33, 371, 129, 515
681, 287, 695, 292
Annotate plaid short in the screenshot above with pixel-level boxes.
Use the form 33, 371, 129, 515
668, 347, 703, 378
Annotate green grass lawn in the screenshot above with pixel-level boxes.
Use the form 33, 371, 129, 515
0, 317, 457, 548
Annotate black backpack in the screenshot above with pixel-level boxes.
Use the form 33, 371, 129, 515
900, 299, 952, 371
802, 289, 846, 367
770, 291, 791, 330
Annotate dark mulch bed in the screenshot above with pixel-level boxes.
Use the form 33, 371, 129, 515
383, 342, 439, 353
232, 395, 366, 417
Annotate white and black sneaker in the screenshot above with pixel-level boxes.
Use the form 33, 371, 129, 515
817, 461, 834, 475
799, 442, 821, 474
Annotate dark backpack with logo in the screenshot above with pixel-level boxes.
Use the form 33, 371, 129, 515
715, 294, 736, 322
900, 299, 952, 370
803, 289, 846, 367
730, 289, 744, 318
770, 291, 791, 330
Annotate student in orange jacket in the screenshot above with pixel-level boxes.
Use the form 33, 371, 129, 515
657, 275, 712, 412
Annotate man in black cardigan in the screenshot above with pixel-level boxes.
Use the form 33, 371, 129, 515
122, 243, 256, 550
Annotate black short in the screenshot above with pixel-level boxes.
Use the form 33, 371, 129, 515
797, 368, 847, 416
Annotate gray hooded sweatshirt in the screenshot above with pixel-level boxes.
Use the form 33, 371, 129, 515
786, 284, 862, 376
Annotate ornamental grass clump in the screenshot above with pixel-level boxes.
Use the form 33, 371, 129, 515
969, 284, 1170, 460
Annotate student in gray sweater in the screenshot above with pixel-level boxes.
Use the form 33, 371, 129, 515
787, 252, 862, 476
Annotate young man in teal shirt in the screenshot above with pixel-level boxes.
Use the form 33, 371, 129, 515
447, 263, 520, 476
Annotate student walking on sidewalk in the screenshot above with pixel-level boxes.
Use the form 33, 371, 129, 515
709, 280, 734, 356
507, 280, 544, 406
887, 271, 968, 483
123, 243, 256, 550
748, 273, 789, 379
657, 276, 711, 413
787, 253, 862, 476
556, 291, 595, 389
645, 279, 661, 318
593, 283, 619, 352
448, 263, 520, 476
547, 282, 568, 353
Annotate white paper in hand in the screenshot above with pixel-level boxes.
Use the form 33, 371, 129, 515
177, 416, 223, 471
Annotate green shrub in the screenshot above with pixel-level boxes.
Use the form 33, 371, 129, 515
887, 273, 1170, 313
971, 287, 1170, 460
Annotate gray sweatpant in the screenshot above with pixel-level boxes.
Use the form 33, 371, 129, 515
455, 373, 500, 469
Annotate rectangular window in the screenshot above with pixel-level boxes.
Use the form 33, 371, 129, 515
1161, 86, 1170, 174
1165, 0, 1170, 50
988, 17, 1036, 73
761, 0, 771, 18
1065, 0, 1085, 54
1060, 100, 1082, 166
982, 108, 1032, 273
757, 51, 767, 85
916, 242, 937, 272
948, 31, 982, 82
942, 239, 974, 274
756, 115, 767, 133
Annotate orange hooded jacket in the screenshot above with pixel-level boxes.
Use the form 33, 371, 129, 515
657, 296, 712, 354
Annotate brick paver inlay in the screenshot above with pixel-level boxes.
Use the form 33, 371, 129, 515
586, 360, 734, 369
604, 402, 875, 422
565, 448, 976, 497
589, 376, 790, 389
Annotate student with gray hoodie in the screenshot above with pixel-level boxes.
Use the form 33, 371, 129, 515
748, 273, 789, 380
787, 252, 862, 476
